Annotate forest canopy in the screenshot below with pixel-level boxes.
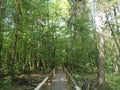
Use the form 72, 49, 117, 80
0, 0, 120, 90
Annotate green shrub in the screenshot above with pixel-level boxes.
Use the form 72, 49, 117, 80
0, 76, 12, 90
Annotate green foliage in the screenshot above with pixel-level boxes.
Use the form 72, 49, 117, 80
105, 74, 120, 90
0, 0, 120, 89
0, 76, 12, 90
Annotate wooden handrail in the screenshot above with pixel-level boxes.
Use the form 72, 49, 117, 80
64, 68, 81, 90
34, 68, 55, 90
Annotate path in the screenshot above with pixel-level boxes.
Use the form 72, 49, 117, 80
50, 67, 69, 90
35, 66, 81, 90
39, 67, 70, 90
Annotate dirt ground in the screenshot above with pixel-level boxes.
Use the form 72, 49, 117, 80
9, 74, 46, 90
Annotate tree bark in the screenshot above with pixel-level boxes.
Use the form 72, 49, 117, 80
0, 0, 3, 68
98, 28, 105, 90
11, 0, 21, 76
98, 13, 105, 90
113, 5, 119, 32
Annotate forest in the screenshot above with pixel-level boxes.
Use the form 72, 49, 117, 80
0, 0, 120, 90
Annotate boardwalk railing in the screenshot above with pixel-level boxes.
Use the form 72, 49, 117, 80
34, 68, 56, 90
64, 68, 81, 90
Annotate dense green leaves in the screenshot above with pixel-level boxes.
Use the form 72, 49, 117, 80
0, 0, 120, 89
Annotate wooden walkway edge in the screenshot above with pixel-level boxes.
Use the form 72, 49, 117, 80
34, 68, 55, 90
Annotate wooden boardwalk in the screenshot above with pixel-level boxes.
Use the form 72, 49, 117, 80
50, 67, 69, 90
34, 67, 80, 90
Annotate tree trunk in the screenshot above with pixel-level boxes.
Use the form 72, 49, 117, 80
71, 25, 76, 70
97, 13, 105, 90
0, 0, 3, 68
113, 5, 119, 32
98, 28, 105, 90
11, 0, 21, 76
11, 28, 19, 75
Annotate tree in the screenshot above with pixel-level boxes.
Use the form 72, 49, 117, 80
11, 0, 22, 76
98, 12, 105, 90
0, 0, 3, 68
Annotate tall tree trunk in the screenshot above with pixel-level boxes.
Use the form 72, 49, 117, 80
71, 25, 76, 70
98, 13, 105, 90
0, 0, 3, 68
98, 28, 105, 90
113, 5, 119, 32
11, 0, 21, 76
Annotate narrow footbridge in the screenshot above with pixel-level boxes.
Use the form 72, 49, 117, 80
34, 66, 81, 90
